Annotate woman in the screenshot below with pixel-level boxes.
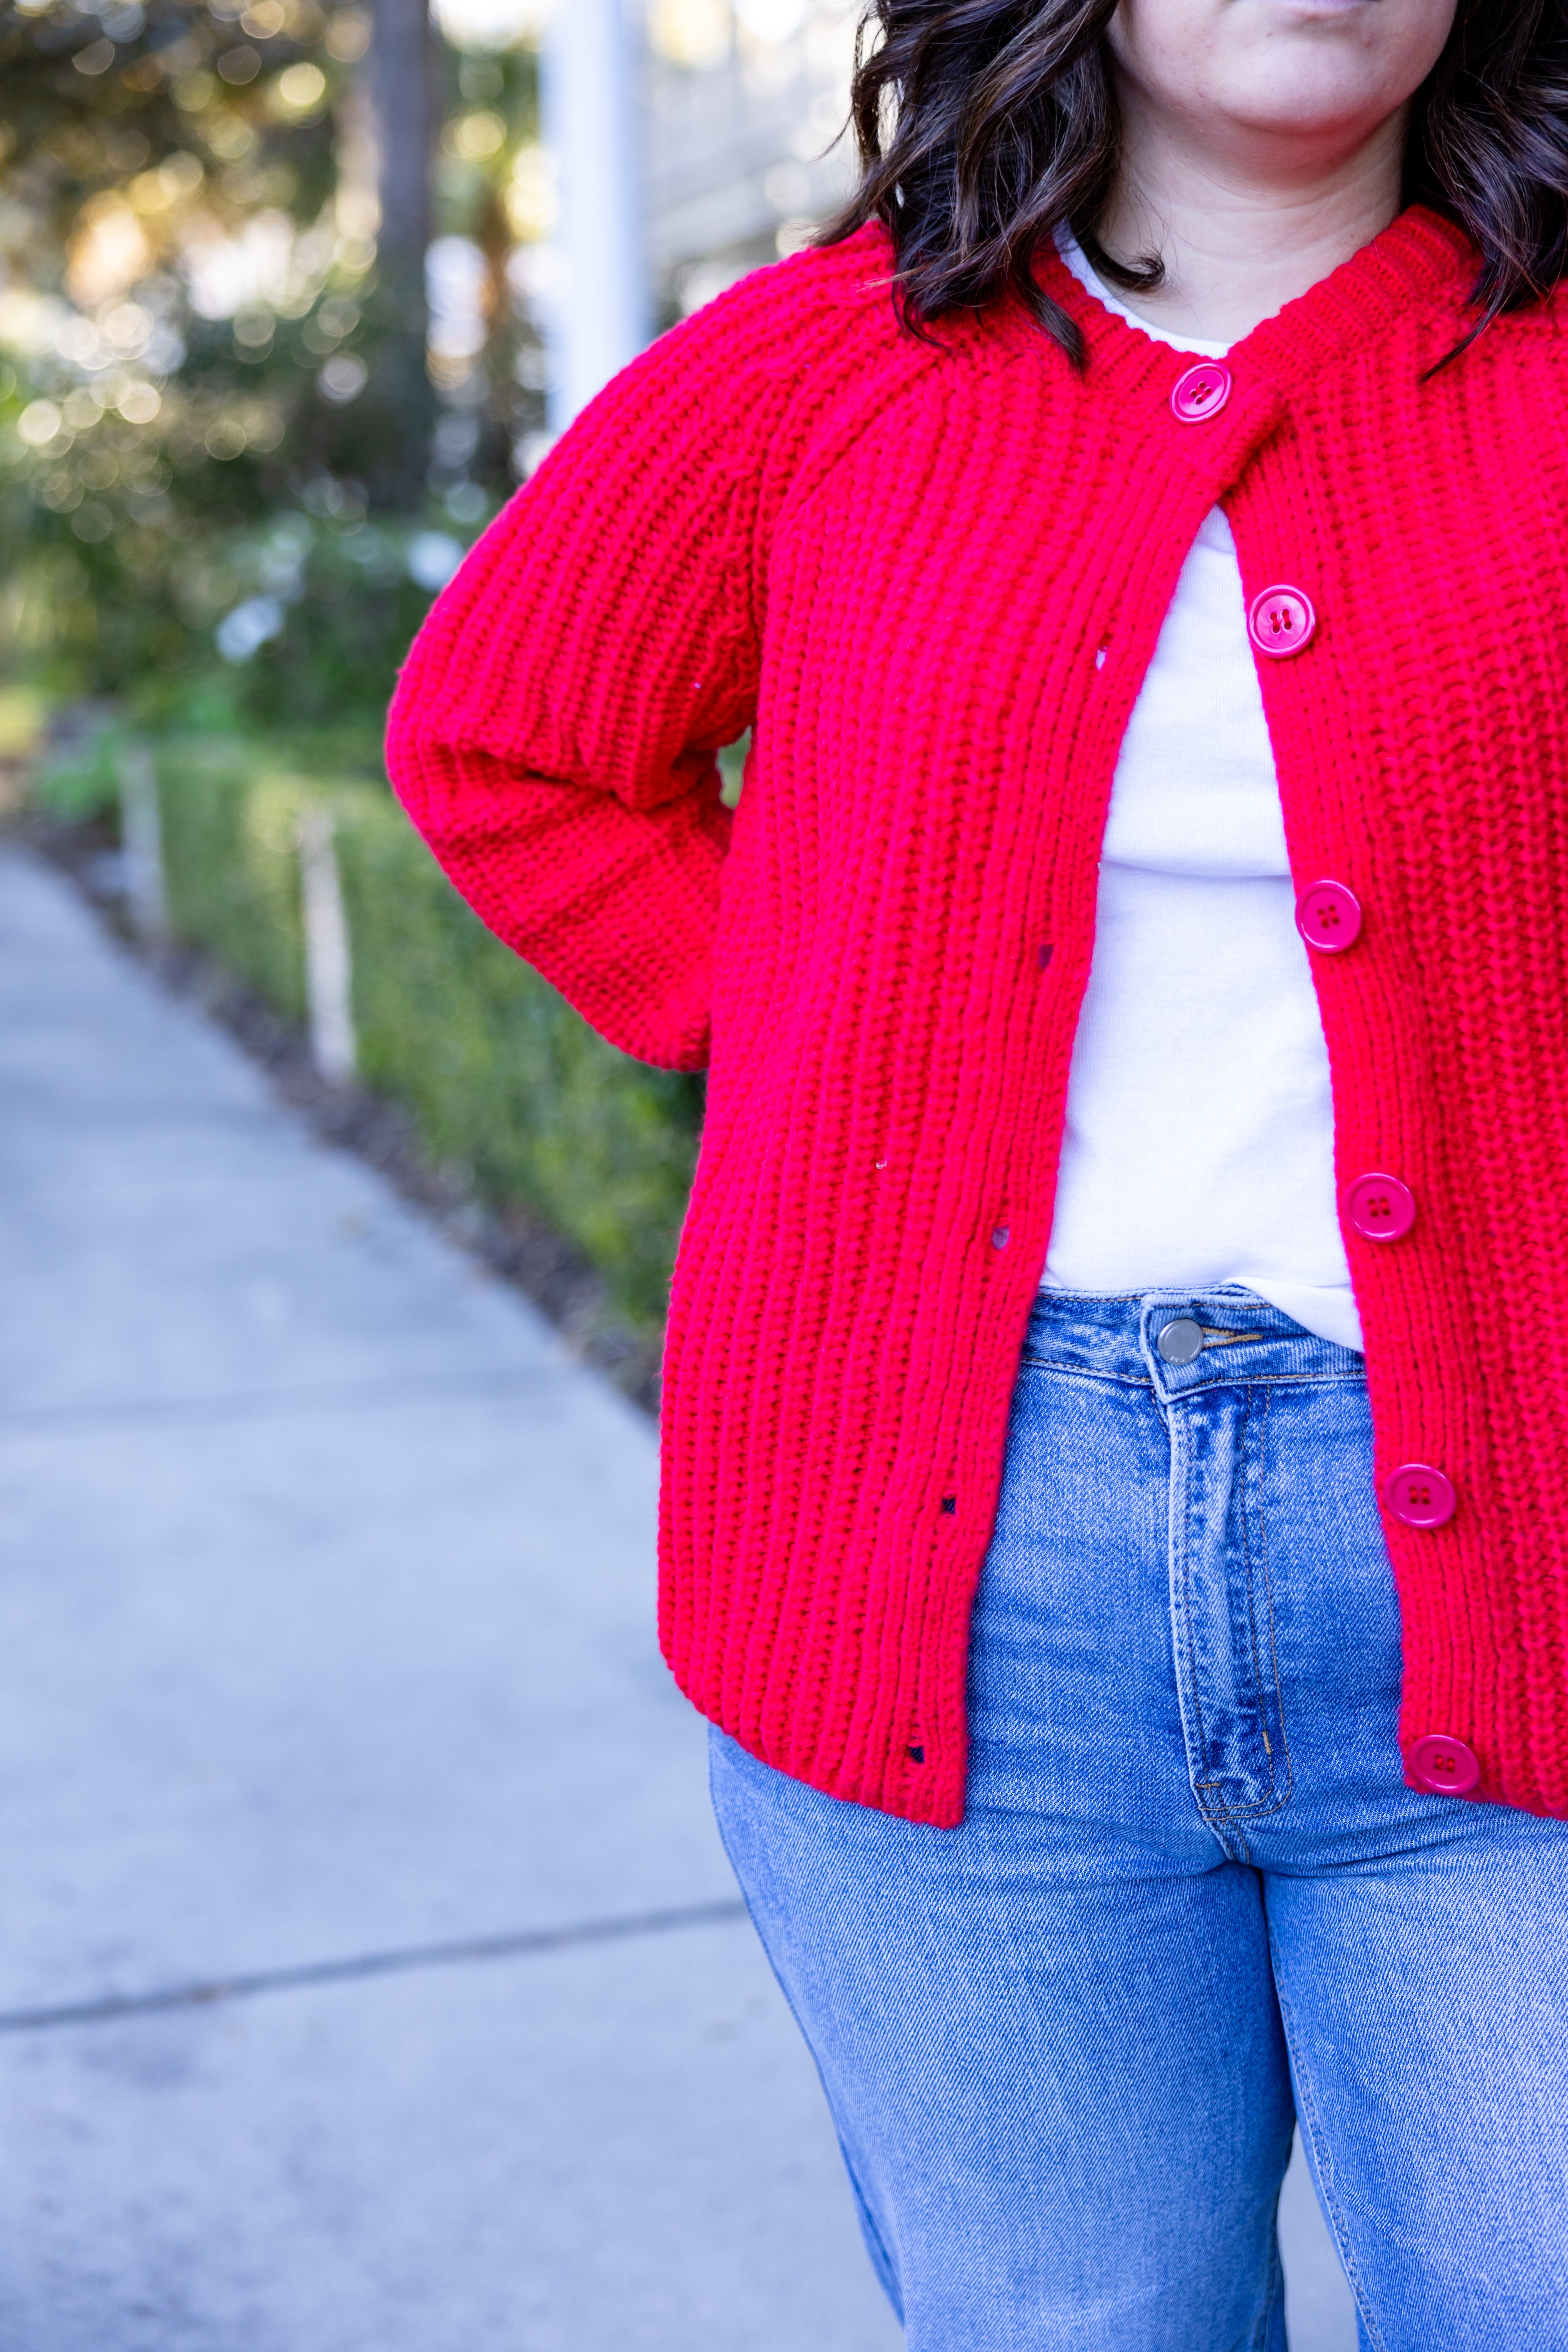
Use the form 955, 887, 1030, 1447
387, 0, 1568, 2339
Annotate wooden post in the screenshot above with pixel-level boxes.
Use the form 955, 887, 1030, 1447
297, 804, 357, 1085
115, 740, 166, 942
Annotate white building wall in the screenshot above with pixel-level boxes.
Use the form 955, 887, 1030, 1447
541, 0, 651, 426
522, 0, 860, 450
641, 0, 861, 316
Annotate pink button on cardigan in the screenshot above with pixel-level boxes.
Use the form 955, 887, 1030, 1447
387, 209, 1568, 1826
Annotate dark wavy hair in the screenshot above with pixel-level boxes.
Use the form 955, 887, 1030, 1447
819, 0, 1568, 360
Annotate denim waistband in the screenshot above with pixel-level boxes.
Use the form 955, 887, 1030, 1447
1024, 1285, 1365, 1403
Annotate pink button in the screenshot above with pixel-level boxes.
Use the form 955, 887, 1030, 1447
1295, 880, 1362, 953
1408, 1732, 1480, 1797
1248, 584, 1316, 658
1170, 361, 1232, 425
1383, 1463, 1457, 1529
1343, 1172, 1416, 1243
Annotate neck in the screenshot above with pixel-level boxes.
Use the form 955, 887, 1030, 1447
1095, 99, 1408, 345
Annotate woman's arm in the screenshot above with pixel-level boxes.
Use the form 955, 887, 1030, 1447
385, 278, 787, 1072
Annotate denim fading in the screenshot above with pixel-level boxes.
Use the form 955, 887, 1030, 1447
710, 1286, 1568, 2351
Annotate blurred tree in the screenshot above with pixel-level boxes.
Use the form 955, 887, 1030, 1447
429, 28, 543, 491
358, 0, 434, 506
0, 0, 544, 724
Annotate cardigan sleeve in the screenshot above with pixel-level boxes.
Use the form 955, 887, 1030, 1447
385, 278, 791, 1071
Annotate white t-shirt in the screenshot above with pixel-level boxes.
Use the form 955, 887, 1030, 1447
1042, 240, 1361, 1350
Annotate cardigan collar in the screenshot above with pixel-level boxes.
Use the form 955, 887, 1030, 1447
1029, 204, 1477, 409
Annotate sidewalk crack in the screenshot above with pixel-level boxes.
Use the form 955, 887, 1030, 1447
0, 1898, 751, 2035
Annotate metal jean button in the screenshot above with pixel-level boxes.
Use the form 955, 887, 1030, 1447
1157, 1318, 1272, 1365
1157, 1318, 1205, 1364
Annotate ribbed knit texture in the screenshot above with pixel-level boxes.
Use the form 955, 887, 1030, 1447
387, 209, 1568, 1826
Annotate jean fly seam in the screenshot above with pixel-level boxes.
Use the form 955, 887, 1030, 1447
1200, 1387, 1294, 1827
1169, 1405, 1271, 1852
1187, 1381, 1303, 1831
1166, 1414, 1271, 1853
1253, 1384, 1295, 1815
1168, 1404, 1216, 1800
1238, 1386, 1279, 1791
1264, 1901, 1387, 2352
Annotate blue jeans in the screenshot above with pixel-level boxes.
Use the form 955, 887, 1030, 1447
710, 1288, 1568, 2350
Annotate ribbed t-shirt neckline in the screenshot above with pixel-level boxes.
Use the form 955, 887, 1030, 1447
1054, 230, 1232, 361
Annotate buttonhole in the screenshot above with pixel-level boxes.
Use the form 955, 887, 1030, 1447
906, 1744, 925, 1764
1094, 638, 1110, 670
991, 1226, 1010, 1250
940, 1495, 956, 1516
1037, 943, 1054, 971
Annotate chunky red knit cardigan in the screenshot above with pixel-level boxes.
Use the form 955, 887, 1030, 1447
388, 208, 1568, 1827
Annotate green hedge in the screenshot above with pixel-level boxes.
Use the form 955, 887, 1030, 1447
149, 735, 701, 1327
158, 739, 311, 1024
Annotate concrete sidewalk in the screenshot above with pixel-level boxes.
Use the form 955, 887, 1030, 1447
0, 841, 1355, 2348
